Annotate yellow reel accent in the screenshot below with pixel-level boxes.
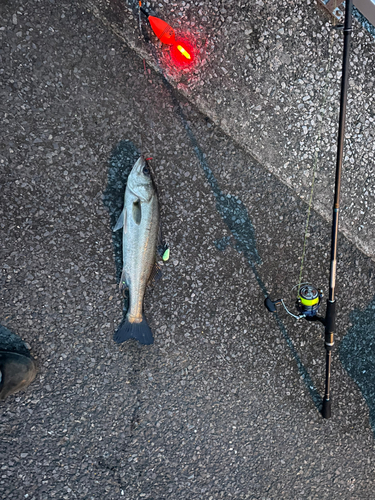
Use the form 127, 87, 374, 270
299, 295, 319, 306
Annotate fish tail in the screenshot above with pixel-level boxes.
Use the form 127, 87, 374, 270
113, 315, 154, 345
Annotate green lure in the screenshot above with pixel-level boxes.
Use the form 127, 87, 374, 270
162, 248, 170, 262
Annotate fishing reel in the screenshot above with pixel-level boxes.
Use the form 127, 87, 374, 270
265, 284, 324, 321
297, 284, 323, 317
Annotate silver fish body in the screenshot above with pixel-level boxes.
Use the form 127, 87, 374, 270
113, 157, 159, 345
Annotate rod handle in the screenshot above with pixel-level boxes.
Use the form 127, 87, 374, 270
324, 299, 336, 349
322, 398, 332, 419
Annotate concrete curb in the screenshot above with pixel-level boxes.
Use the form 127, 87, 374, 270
85, 0, 375, 260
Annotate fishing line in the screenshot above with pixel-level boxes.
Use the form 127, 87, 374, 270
138, 0, 142, 33
297, 14, 338, 295
271, 8, 340, 317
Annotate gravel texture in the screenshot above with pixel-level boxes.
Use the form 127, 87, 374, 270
85, 0, 375, 260
1, 1, 375, 499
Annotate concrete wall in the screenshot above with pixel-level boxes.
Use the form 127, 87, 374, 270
85, 0, 375, 258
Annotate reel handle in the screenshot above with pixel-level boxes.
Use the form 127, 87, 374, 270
265, 297, 282, 313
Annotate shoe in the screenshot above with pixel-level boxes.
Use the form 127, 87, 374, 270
0, 351, 37, 400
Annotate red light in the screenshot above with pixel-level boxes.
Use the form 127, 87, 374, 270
170, 38, 195, 67
176, 44, 191, 59
146, 13, 195, 68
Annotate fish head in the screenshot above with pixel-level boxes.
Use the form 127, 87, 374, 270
127, 157, 155, 202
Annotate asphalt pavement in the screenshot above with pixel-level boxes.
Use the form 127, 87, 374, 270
86, 0, 375, 260
1, 1, 375, 499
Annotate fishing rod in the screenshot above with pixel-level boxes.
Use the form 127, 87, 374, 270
265, 0, 353, 419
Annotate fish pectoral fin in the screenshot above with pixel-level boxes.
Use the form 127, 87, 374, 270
157, 223, 164, 248
113, 207, 127, 233
147, 261, 163, 287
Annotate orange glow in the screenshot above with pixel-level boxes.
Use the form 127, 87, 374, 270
176, 44, 191, 59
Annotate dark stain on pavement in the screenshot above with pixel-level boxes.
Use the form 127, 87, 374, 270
340, 298, 375, 432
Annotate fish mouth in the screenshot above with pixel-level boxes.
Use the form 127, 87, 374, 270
134, 156, 146, 174
140, 155, 156, 182
134, 156, 155, 178
126, 156, 156, 202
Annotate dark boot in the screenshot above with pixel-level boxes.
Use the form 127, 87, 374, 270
0, 351, 37, 400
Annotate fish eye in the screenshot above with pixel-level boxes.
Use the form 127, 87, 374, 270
143, 166, 150, 176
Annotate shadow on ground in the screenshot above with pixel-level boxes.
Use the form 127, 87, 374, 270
340, 297, 375, 433
169, 86, 323, 412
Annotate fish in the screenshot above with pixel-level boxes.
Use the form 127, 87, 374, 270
113, 156, 160, 345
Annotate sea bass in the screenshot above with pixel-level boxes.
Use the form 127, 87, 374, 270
113, 157, 160, 345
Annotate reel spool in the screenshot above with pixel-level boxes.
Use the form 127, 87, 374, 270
297, 284, 323, 317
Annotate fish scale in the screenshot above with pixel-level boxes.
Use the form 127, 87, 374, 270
113, 157, 160, 345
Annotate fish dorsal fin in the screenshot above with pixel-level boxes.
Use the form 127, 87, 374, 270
147, 261, 163, 286
157, 224, 163, 248
119, 268, 129, 296
113, 207, 127, 234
